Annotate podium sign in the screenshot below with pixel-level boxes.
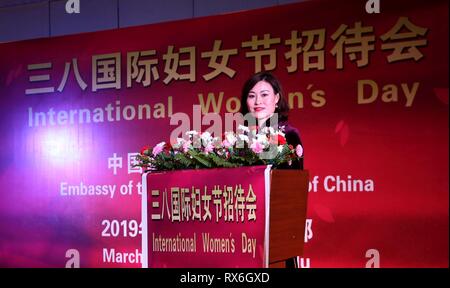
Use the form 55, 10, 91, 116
141, 166, 270, 268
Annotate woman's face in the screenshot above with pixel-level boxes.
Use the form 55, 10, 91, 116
246, 80, 280, 123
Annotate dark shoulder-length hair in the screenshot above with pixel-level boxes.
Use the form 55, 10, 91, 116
240, 71, 290, 122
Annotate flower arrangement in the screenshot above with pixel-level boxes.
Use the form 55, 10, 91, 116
136, 125, 303, 172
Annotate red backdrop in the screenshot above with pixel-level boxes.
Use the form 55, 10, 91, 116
0, 0, 448, 267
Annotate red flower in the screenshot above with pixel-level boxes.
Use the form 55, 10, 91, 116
163, 142, 172, 155
140, 145, 151, 155
269, 134, 287, 145
277, 134, 287, 145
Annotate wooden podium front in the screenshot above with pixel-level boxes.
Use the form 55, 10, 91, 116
141, 166, 309, 268
268, 169, 309, 267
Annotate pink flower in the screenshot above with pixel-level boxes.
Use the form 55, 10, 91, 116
224, 132, 237, 146
222, 139, 232, 148
250, 141, 264, 154
182, 140, 192, 153
204, 143, 214, 154
295, 144, 303, 158
152, 142, 165, 156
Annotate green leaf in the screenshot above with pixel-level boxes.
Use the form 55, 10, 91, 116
174, 153, 193, 167
188, 150, 212, 168
210, 153, 238, 168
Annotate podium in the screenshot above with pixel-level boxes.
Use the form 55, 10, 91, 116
141, 166, 309, 268
268, 169, 309, 267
